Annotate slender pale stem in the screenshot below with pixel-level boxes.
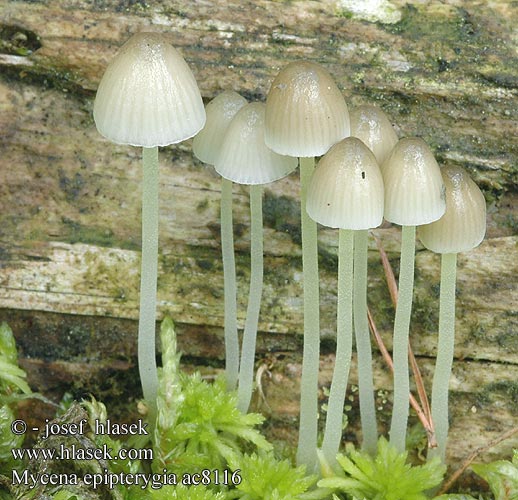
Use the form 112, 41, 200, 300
389, 224, 416, 452
429, 252, 457, 462
297, 156, 320, 472
353, 229, 378, 455
138, 146, 159, 418
221, 178, 239, 391
368, 307, 436, 447
236, 184, 263, 413
321, 229, 354, 466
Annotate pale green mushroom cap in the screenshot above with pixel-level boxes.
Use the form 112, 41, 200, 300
381, 137, 446, 226
264, 61, 350, 157
419, 165, 486, 253
350, 104, 398, 166
215, 102, 298, 185
307, 137, 384, 230
94, 32, 206, 148
193, 90, 247, 164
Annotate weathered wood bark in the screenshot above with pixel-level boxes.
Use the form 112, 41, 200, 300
0, 0, 517, 488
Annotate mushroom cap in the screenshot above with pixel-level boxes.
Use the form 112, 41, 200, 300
215, 102, 298, 185
419, 165, 486, 253
93, 32, 206, 148
307, 137, 384, 230
193, 90, 247, 164
350, 104, 398, 166
264, 61, 350, 157
381, 137, 446, 226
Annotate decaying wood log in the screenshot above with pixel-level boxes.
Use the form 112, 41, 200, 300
0, 0, 517, 486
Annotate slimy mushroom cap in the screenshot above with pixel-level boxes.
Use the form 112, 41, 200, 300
215, 102, 298, 185
419, 165, 486, 253
264, 61, 350, 157
94, 32, 206, 148
381, 137, 445, 226
350, 104, 398, 166
193, 90, 247, 164
307, 137, 384, 230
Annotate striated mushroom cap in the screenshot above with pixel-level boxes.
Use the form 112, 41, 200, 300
215, 102, 298, 185
264, 61, 350, 157
193, 90, 247, 164
381, 137, 445, 226
419, 165, 486, 253
94, 32, 206, 148
350, 104, 398, 166
307, 137, 384, 230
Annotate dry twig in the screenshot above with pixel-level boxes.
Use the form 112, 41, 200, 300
439, 425, 518, 493
368, 308, 437, 448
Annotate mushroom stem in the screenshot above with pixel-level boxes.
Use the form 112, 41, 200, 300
321, 228, 354, 466
221, 177, 239, 391
429, 252, 457, 461
389, 224, 416, 452
353, 229, 378, 455
236, 184, 264, 413
297, 156, 320, 471
138, 146, 160, 417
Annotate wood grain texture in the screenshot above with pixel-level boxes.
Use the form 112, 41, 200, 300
0, 0, 517, 483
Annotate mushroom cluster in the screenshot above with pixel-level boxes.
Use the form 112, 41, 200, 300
93, 34, 487, 473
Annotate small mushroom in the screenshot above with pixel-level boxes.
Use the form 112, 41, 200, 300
307, 137, 384, 462
193, 90, 248, 391
93, 32, 205, 415
215, 102, 297, 413
350, 104, 398, 166
380, 137, 445, 452
349, 104, 399, 455
265, 60, 350, 470
419, 165, 486, 461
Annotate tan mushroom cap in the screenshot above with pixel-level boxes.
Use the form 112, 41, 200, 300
94, 32, 206, 148
307, 137, 384, 230
264, 61, 350, 157
193, 90, 247, 164
215, 102, 298, 185
419, 165, 486, 253
350, 104, 398, 166
381, 137, 446, 226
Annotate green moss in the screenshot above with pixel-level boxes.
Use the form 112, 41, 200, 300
411, 284, 440, 335
81, 250, 138, 302
0, 24, 41, 56
196, 198, 209, 213
196, 258, 213, 271
336, 9, 354, 20
384, 4, 476, 43
364, 259, 397, 332
262, 190, 301, 245
317, 245, 337, 273
481, 381, 518, 412
60, 217, 138, 250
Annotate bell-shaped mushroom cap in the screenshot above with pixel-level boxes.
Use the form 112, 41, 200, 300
264, 61, 350, 157
307, 137, 384, 230
193, 90, 247, 164
419, 166, 486, 253
381, 137, 446, 226
93, 32, 206, 148
350, 104, 398, 166
215, 102, 298, 185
